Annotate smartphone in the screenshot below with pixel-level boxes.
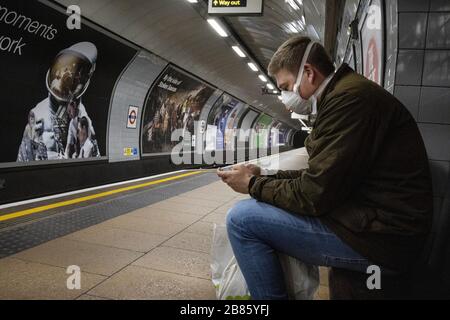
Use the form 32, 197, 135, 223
218, 166, 234, 172
197, 167, 233, 172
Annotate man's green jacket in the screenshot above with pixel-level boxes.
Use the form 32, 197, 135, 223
249, 64, 433, 273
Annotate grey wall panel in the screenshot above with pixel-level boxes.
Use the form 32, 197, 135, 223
419, 124, 450, 161
399, 13, 428, 49
239, 110, 259, 141
198, 90, 224, 124
287, 129, 295, 147
394, 85, 421, 120
386, 0, 399, 55
430, 0, 450, 12
393, 0, 450, 210
418, 87, 450, 124
335, 0, 360, 66
398, 0, 430, 12
240, 110, 259, 131
384, 0, 399, 93
384, 57, 396, 93
355, 38, 364, 74
422, 50, 450, 87
396, 50, 424, 85
108, 51, 168, 163
427, 13, 450, 49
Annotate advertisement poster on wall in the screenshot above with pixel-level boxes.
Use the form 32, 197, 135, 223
253, 114, 273, 149
269, 121, 283, 148
278, 125, 290, 146
0, 0, 137, 166
360, 0, 384, 86
205, 124, 217, 151
141, 66, 215, 155
224, 101, 246, 150
205, 94, 239, 151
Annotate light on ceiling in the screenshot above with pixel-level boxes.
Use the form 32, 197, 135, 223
287, 23, 298, 33
273, 90, 279, 94
267, 83, 275, 90
231, 46, 246, 58
285, 0, 300, 10
259, 75, 267, 82
186, 0, 198, 3
284, 21, 305, 34
247, 62, 258, 72
207, 19, 228, 37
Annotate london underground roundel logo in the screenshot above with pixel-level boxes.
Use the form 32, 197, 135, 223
127, 106, 139, 129
129, 110, 136, 124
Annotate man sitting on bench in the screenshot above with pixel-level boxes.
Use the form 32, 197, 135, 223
217, 36, 433, 300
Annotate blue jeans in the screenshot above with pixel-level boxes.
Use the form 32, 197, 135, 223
226, 198, 372, 300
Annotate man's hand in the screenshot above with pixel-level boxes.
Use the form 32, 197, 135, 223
217, 165, 255, 194
244, 164, 261, 176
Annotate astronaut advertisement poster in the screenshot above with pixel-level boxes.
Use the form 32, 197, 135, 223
141, 66, 215, 155
0, 0, 137, 165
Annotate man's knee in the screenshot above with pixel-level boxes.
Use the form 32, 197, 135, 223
226, 198, 257, 230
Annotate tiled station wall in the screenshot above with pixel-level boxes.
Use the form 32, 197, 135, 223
394, 0, 450, 218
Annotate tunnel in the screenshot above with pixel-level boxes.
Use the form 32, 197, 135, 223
0, 0, 449, 303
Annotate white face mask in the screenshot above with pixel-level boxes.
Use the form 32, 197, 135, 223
281, 41, 316, 115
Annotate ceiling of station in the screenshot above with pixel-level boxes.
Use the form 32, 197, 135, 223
55, 0, 327, 128
225, 0, 326, 72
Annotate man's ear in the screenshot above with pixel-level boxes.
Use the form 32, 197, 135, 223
304, 63, 316, 84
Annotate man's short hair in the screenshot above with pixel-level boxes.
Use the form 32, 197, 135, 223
268, 36, 335, 78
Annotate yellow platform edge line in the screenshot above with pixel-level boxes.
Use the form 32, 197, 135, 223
0, 171, 203, 222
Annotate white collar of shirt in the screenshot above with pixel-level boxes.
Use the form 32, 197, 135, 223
311, 72, 335, 115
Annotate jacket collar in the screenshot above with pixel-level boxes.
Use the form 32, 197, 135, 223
317, 63, 354, 113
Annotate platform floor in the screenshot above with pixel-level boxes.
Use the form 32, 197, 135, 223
0, 148, 329, 300
0, 178, 329, 300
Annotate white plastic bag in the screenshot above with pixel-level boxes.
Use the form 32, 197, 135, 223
278, 253, 320, 300
211, 224, 251, 300
211, 223, 320, 300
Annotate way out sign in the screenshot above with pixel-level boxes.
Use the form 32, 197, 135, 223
208, 0, 264, 16
127, 106, 138, 129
